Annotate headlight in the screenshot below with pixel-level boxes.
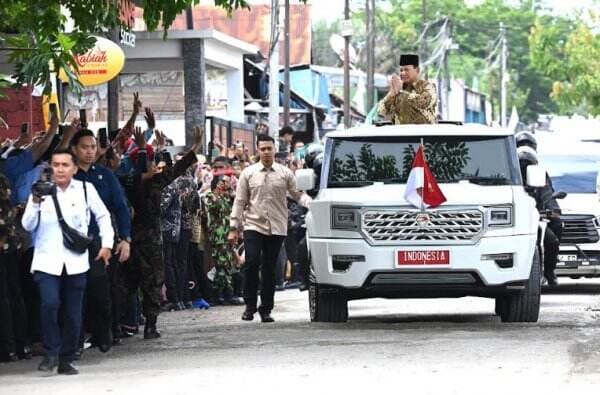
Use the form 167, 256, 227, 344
331, 207, 359, 230
487, 206, 513, 227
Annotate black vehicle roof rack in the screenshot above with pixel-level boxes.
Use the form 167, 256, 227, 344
437, 121, 463, 125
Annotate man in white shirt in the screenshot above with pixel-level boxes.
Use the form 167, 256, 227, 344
22, 150, 114, 375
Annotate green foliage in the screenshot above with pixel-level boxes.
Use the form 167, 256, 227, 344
0, 0, 254, 96
331, 143, 400, 182
332, 0, 582, 121
402, 142, 470, 181
530, 13, 600, 116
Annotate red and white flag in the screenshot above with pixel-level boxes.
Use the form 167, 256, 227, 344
404, 145, 447, 209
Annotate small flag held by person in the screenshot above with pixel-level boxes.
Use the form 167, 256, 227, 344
404, 144, 447, 209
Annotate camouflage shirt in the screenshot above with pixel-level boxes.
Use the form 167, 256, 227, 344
378, 79, 438, 124
201, 192, 232, 247
131, 151, 197, 244
0, 173, 19, 252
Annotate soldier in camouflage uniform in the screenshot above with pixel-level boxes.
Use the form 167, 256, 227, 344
0, 173, 29, 361
201, 174, 242, 304
378, 54, 438, 124
123, 127, 203, 339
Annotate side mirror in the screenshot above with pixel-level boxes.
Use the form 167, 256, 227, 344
296, 168, 315, 191
552, 191, 567, 200
526, 165, 546, 188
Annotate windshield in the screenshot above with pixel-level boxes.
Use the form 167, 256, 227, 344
540, 155, 600, 194
325, 135, 520, 187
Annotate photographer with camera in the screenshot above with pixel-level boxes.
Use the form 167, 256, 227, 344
21, 150, 114, 375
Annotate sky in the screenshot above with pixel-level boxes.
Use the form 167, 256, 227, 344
308, 0, 598, 23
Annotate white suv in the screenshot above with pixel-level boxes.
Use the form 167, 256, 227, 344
296, 123, 546, 323
539, 153, 600, 279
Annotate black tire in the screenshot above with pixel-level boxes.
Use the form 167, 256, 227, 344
499, 249, 541, 323
308, 261, 348, 323
494, 297, 506, 316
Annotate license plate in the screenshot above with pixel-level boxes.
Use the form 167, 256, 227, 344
559, 255, 578, 262
397, 250, 450, 266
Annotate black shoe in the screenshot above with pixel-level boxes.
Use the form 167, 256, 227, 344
38, 356, 59, 372
546, 272, 559, 286
143, 326, 161, 340
120, 325, 138, 337
224, 297, 245, 306
7, 352, 19, 362
241, 310, 254, 321
57, 362, 79, 375
18, 345, 33, 360
98, 331, 113, 353
161, 302, 178, 312
259, 312, 275, 323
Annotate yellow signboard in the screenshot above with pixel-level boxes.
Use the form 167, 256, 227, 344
59, 36, 125, 86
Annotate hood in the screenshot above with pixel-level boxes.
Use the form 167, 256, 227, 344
319, 182, 515, 207
559, 193, 600, 216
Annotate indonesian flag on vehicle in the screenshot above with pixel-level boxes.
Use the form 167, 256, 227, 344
404, 144, 447, 209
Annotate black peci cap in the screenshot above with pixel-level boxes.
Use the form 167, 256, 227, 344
399, 54, 419, 67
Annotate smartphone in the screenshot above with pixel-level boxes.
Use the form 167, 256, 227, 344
98, 127, 108, 148
79, 109, 87, 128
20, 123, 28, 136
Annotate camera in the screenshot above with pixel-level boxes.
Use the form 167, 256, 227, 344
31, 167, 55, 198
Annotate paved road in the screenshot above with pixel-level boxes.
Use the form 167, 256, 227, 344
1, 281, 600, 395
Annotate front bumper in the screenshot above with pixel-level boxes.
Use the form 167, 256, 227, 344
556, 244, 600, 277
309, 234, 536, 292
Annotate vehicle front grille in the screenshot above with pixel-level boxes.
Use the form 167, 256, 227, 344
361, 209, 484, 245
560, 214, 599, 244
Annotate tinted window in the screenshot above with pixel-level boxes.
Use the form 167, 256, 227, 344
326, 135, 519, 187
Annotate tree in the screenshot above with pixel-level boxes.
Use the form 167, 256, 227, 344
344, 0, 576, 122
529, 14, 600, 116
0, 0, 252, 95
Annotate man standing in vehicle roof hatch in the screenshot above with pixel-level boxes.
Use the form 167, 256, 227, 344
378, 54, 438, 124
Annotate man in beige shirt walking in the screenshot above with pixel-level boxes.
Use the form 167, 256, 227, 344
228, 134, 311, 322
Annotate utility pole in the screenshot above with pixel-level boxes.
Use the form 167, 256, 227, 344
421, 0, 427, 77
283, 0, 290, 126
269, 0, 280, 145
443, 19, 451, 121
365, 0, 375, 112
500, 22, 507, 128
343, 0, 351, 128
107, 27, 120, 132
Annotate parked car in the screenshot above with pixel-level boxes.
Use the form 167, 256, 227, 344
540, 154, 600, 279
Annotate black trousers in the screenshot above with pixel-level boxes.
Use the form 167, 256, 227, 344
188, 243, 213, 301
0, 250, 28, 356
175, 229, 192, 303
83, 239, 112, 344
243, 231, 285, 314
162, 234, 179, 304
544, 217, 563, 276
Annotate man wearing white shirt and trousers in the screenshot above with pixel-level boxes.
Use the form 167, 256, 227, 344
22, 149, 113, 375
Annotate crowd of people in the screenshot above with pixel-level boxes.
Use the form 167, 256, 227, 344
0, 92, 319, 374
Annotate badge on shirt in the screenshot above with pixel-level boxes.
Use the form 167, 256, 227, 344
98, 175, 103, 180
